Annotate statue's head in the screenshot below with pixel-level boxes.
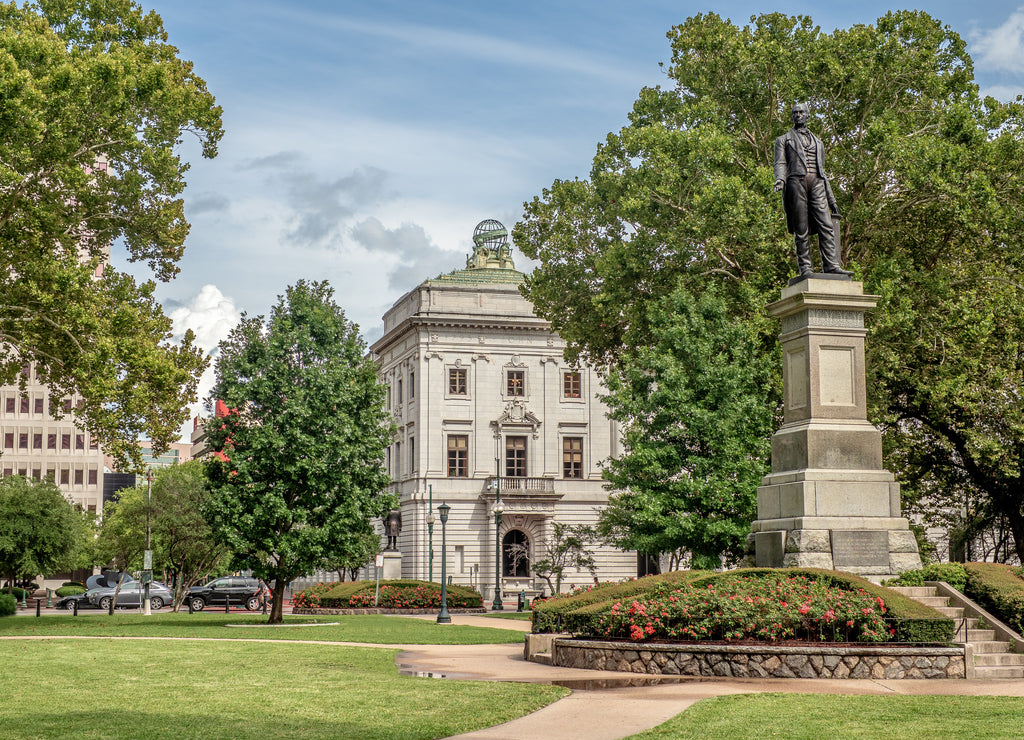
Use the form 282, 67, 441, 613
791, 103, 810, 127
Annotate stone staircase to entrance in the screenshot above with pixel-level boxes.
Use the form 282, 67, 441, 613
890, 585, 1024, 679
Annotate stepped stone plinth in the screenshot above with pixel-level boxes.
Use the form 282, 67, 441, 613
748, 277, 921, 579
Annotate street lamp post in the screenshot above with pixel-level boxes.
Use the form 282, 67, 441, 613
143, 469, 153, 616
427, 484, 435, 582
436, 502, 451, 624
492, 457, 504, 611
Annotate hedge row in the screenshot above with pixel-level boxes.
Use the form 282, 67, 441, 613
296, 579, 484, 610
531, 568, 954, 644
0, 594, 15, 617
964, 562, 1024, 635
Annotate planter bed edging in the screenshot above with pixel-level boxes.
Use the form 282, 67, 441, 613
292, 607, 487, 616
552, 638, 966, 679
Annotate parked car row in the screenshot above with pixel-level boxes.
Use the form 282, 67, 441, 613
55, 577, 266, 612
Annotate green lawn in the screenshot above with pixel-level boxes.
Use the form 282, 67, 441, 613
476, 611, 533, 621
0, 639, 566, 740
0, 612, 526, 643
627, 694, 1024, 739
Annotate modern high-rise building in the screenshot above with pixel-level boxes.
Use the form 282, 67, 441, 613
370, 220, 636, 600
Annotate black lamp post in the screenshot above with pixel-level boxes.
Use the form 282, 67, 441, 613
436, 502, 451, 624
493, 457, 504, 611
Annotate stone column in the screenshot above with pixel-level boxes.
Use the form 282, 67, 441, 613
749, 277, 921, 580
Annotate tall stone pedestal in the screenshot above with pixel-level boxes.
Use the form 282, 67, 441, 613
381, 551, 403, 580
748, 277, 921, 580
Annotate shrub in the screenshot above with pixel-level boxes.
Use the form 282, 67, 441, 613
0, 594, 16, 616
291, 581, 339, 609
532, 568, 954, 644
305, 580, 484, 610
0, 587, 27, 601
55, 585, 87, 597
964, 562, 1024, 635
885, 562, 968, 592
62, 581, 86, 589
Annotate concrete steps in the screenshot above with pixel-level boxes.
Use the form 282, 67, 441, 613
890, 585, 1024, 679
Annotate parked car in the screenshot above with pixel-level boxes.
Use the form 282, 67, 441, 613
185, 576, 262, 611
56, 587, 107, 610
88, 581, 174, 611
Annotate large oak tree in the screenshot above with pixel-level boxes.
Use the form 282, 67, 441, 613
205, 281, 395, 623
0, 1, 222, 468
516, 12, 1024, 562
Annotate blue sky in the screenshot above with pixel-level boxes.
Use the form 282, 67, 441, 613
118, 2, 1024, 433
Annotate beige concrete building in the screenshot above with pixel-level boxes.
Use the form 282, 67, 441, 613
0, 362, 105, 514
370, 221, 636, 600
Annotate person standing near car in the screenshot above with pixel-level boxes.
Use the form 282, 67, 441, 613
257, 579, 269, 614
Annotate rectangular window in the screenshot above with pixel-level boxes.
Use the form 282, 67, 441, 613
60, 468, 69, 485
386, 386, 391, 409
3, 433, 12, 449
2, 467, 11, 477
32, 433, 42, 450
32, 468, 40, 481
448, 367, 467, 395
395, 441, 401, 478
89, 436, 98, 450
447, 435, 468, 477
47, 433, 56, 450
88, 468, 98, 485
408, 372, 415, 399
74, 468, 83, 485
75, 433, 84, 450
33, 398, 43, 415
61, 434, 71, 450
455, 545, 465, 573
397, 379, 403, 404
563, 437, 583, 479
5, 397, 14, 413
505, 436, 527, 477
408, 436, 415, 472
19, 433, 28, 449
63, 399, 72, 413
19, 396, 29, 414
506, 370, 525, 397
563, 371, 582, 399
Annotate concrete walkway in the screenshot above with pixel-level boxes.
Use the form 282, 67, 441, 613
396, 614, 1024, 740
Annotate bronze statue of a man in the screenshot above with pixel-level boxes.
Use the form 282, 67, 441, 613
384, 510, 402, 551
773, 103, 851, 278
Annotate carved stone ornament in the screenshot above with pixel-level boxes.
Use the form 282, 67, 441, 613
495, 399, 541, 431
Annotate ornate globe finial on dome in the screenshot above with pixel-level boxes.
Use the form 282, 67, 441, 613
467, 218, 515, 270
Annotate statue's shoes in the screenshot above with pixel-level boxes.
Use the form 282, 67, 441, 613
824, 267, 853, 276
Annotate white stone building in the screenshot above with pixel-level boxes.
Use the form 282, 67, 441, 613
370, 221, 636, 601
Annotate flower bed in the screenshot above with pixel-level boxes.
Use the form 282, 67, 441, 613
532, 568, 954, 645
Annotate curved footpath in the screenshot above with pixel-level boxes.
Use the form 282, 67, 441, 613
396, 614, 1024, 740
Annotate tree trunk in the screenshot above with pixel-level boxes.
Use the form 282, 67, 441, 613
269, 579, 286, 624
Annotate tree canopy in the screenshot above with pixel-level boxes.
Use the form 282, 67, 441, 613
515, 11, 1024, 563
0, 0, 222, 468
598, 285, 775, 568
205, 280, 395, 622
0, 476, 93, 584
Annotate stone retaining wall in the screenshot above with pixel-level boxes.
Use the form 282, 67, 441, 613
553, 639, 965, 679
292, 607, 487, 616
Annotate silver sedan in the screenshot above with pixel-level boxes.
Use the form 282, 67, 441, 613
88, 582, 174, 611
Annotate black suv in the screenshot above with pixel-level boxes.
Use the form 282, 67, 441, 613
186, 577, 261, 611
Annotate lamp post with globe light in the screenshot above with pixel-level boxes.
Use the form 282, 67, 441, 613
437, 502, 451, 624
427, 484, 435, 582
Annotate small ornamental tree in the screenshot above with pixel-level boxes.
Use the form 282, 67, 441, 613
532, 523, 598, 595
205, 281, 396, 623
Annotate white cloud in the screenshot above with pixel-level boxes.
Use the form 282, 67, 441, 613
972, 8, 1024, 73
168, 285, 242, 440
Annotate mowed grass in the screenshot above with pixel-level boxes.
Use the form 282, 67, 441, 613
628, 693, 1024, 740
0, 639, 567, 740
0, 612, 526, 643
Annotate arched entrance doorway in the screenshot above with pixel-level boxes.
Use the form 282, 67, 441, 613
502, 529, 530, 578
